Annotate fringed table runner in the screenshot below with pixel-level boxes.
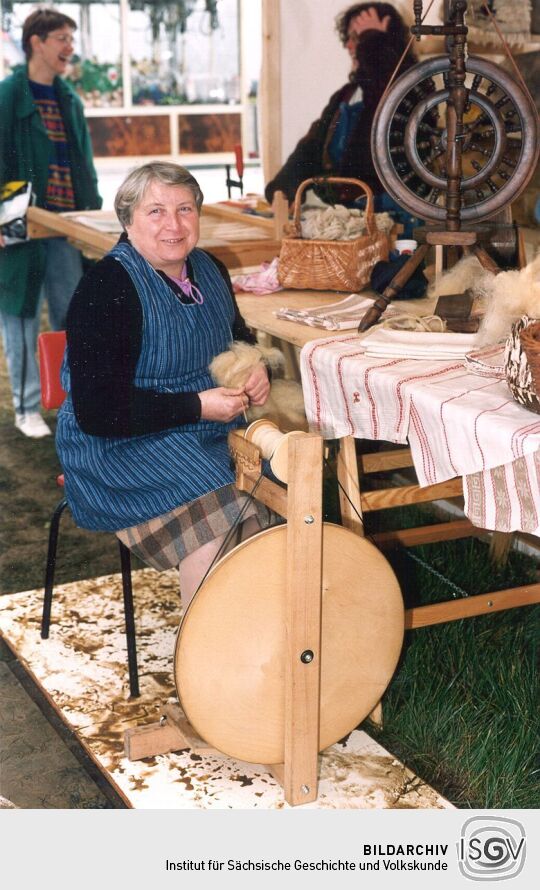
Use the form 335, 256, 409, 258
300, 336, 540, 535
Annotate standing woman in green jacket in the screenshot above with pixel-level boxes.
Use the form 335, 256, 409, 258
0, 8, 101, 438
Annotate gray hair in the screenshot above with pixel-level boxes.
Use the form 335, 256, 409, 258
114, 162, 204, 229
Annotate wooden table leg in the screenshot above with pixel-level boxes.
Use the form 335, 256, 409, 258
489, 531, 513, 566
337, 436, 364, 537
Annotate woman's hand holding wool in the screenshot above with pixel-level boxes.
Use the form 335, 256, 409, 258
244, 363, 270, 407
199, 386, 250, 422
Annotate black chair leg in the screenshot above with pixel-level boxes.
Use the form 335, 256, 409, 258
41, 497, 69, 639
118, 540, 140, 698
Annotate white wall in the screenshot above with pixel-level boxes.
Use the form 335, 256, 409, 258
279, 0, 350, 160
275, 0, 436, 163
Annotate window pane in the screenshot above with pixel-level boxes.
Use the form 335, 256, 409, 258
66, 2, 123, 108
129, 0, 240, 106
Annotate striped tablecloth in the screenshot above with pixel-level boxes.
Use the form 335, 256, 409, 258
300, 335, 540, 535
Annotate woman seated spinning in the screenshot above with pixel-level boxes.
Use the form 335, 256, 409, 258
56, 162, 272, 609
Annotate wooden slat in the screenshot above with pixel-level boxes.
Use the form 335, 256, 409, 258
426, 230, 477, 245
124, 720, 189, 760
361, 477, 463, 511
405, 583, 540, 629
203, 202, 275, 232
124, 704, 219, 761
283, 433, 323, 806
359, 448, 413, 474
240, 473, 288, 518
372, 518, 479, 549
27, 206, 114, 252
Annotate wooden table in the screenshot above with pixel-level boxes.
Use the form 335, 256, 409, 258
27, 203, 281, 270
238, 285, 540, 630
236, 288, 439, 348
236, 287, 439, 378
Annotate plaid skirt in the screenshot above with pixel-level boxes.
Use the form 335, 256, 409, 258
116, 483, 275, 571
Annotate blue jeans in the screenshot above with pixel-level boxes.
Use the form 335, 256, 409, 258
0, 238, 83, 414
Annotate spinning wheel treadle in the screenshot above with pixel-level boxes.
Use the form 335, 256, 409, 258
174, 523, 404, 765
372, 55, 539, 224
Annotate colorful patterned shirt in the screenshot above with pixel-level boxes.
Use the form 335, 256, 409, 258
29, 79, 75, 212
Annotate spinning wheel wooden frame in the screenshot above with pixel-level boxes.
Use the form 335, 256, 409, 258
124, 428, 404, 807
359, 0, 540, 331
123, 422, 540, 806
124, 431, 326, 805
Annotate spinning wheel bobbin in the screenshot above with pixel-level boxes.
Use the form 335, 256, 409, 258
244, 418, 307, 482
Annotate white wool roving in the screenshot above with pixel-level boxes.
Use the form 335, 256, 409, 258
475, 252, 540, 345
427, 254, 489, 299
209, 341, 307, 432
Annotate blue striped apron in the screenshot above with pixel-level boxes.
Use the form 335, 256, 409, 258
56, 242, 239, 531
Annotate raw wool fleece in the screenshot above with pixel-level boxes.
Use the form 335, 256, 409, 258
427, 254, 488, 300
475, 252, 540, 345
209, 341, 307, 432
426, 252, 540, 345
300, 205, 394, 241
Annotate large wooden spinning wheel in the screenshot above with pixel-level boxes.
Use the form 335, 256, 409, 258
174, 523, 403, 764
372, 55, 539, 224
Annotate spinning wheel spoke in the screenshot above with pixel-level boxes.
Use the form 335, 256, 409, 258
372, 55, 539, 223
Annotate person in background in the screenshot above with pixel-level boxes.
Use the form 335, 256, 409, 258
264, 3, 418, 228
0, 8, 101, 438
56, 162, 273, 610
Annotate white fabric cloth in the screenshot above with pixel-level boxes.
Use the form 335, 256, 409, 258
300, 335, 540, 535
464, 450, 540, 537
463, 344, 506, 379
360, 329, 477, 360
275, 292, 379, 331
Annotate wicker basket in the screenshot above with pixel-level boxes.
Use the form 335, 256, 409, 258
504, 315, 540, 414
277, 177, 389, 292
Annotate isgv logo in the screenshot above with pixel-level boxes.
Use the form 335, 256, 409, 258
457, 816, 526, 881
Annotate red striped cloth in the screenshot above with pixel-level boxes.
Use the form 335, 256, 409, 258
300, 336, 540, 535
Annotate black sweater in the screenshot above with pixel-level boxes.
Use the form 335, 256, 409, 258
65, 250, 255, 438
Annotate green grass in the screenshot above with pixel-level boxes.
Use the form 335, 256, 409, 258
323, 448, 540, 807
366, 606, 539, 808
357, 507, 540, 809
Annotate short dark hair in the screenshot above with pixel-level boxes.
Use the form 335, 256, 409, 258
22, 9, 77, 60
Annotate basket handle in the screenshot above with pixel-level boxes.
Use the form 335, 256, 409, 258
290, 176, 377, 236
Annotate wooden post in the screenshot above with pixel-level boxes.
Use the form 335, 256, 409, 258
282, 432, 323, 806
489, 531, 513, 566
337, 436, 364, 537
272, 190, 290, 239
260, 0, 282, 185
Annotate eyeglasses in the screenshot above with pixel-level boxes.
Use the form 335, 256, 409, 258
45, 32, 75, 45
